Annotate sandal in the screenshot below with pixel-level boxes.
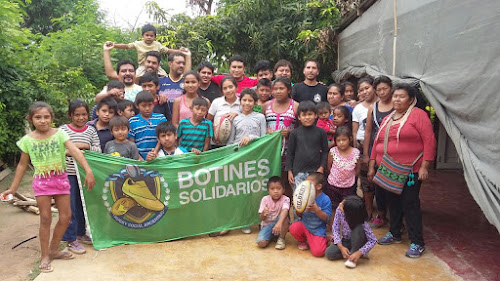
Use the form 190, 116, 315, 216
39, 262, 53, 273
77, 234, 93, 245
52, 251, 75, 260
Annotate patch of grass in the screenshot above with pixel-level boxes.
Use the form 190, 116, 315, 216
28, 258, 41, 280
27, 242, 68, 280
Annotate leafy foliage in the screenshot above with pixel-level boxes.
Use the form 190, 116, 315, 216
147, 0, 341, 81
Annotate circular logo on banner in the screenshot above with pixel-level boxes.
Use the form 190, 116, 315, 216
103, 164, 169, 229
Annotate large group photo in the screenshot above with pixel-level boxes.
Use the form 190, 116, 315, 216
1, 0, 499, 280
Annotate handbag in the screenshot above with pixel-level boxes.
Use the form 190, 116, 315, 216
373, 118, 422, 195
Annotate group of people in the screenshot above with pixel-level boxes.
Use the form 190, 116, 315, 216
1, 24, 436, 273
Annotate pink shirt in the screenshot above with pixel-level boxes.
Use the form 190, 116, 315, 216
370, 107, 436, 172
327, 147, 360, 187
179, 95, 192, 121
212, 75, 258, 96
258, 195, 290, 226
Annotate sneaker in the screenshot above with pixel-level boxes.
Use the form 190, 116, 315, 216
344, 259, 357, 268
297, 241, 309, 251
77, 234, 93, 245
67, 241, 86, 254
369, 216, 387, 228
406, 243, 425, 258
275, 238, 286, 250
378, 232, 402, 245
241, 227, 252, 234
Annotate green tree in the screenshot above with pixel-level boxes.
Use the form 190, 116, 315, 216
21, 0, 79, 35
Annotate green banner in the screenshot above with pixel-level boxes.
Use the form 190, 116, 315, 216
77, 132, 282, 249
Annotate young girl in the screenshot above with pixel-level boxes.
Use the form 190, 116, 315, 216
363, 75, 394, 228
316, 102, 336, 146
324, 127, 360, 208
262, 77, 298, 198
172, 71, 210, 127
325, 196, 377, 268
228, 88, 267, 147
228, 88, 267, 234
331, 106, 353, 133
60, 100, 101, 254
343, 81, 358, 108
207, 76, 241, 148
352, 77, 377, 219
1, 102, 95, 273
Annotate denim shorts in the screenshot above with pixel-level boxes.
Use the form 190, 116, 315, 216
256, 216, 282, 243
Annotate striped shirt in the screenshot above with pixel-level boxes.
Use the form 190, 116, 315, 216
128, 113, 167, 158
178, 118, 213, 152
60, 124, 101, 175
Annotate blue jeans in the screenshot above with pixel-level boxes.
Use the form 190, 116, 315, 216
292, 172, 310, 192
62, 175, 86, 241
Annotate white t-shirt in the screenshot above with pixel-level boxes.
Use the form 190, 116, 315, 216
352, 103, 369, 141
208, 96, 241, 119
157, 147, 187, 157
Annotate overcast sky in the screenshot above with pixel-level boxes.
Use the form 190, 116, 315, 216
98, 0, 194, 29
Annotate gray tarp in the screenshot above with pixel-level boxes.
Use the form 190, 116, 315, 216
333, 0, 500, 232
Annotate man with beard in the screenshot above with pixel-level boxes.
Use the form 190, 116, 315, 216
291, 60, 327, 104
197, 61, 221, 103
158, 50, 192, 115
103, 42, 144, 102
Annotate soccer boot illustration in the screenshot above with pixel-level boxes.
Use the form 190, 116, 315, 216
122, 177, 164, 211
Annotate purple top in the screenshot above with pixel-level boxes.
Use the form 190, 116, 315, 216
331, 206, 377, 256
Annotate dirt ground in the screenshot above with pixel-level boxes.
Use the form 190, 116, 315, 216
1, 172, 461, 281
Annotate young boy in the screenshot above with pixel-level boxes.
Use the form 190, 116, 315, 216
253, 78, 272, 113
285, 100, 329, 189
146, 121, 187, 160
110, 24, 184, 78
177, 97, 212, 154
128, 91, 167, 159
117, 99, 135, 119
104, 116, 140, 160
254, 60, 273, 80
92, 80, 125, 120
88, 97, 117, 152
139, 72, 172, 121
289, 172, 332, 257
257, 176, 290, 250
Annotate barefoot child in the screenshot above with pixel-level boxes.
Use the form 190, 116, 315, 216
289, 172, 332, 257
257, 176, 290, 250
325, 196, 377, 268
1, 102, 95, 273
60, 100, 101, 254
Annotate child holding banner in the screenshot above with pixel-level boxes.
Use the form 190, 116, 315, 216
1, 102, 95, 273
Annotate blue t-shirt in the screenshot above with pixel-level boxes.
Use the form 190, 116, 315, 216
159, 75, 184, 116
128, 113, 167, 158
301, 192, 332, 237
178, 118, 213, 152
